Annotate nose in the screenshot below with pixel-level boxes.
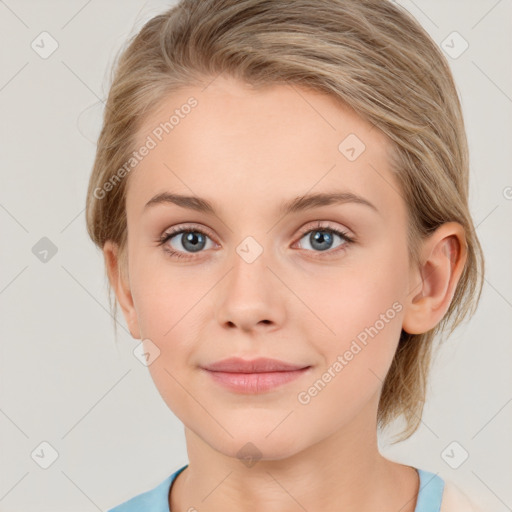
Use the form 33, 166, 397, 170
214, 243, 286, 333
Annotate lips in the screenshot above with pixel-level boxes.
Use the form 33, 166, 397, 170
201, 357, 312, 393
202, 357, 309, 373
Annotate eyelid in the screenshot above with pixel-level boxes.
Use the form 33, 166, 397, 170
159, 223, 218, 243
159, 221, 353, 243
295, 220, 354, 239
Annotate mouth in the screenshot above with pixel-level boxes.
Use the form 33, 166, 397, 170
201, 357, 312, 394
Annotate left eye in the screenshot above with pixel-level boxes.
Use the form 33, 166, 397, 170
296, 227, 353, 253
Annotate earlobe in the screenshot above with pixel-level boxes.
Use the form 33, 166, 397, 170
102, 240, 141, 339
402, 223, 468, 335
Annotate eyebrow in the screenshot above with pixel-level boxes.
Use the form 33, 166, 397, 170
144, 191, 379, 216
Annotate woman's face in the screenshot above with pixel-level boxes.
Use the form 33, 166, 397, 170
112, 75, 416, 460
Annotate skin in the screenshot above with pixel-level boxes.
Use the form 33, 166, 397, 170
103, 74, 467, 512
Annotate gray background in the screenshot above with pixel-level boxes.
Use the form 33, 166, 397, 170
0, 0, 511, 510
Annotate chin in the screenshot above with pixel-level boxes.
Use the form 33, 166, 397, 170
205, 428, 306, 465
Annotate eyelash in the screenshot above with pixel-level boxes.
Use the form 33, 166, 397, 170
157, 221, 356, 261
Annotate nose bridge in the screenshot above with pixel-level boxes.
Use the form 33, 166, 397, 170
224, 211, 289, 289
235, 234, 267, 267
228, 233, 271, 294
218, 199, 290, 286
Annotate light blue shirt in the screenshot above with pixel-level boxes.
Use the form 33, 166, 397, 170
107, 465, 445, 512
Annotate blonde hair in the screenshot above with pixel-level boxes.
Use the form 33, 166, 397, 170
85, 0, 485, 442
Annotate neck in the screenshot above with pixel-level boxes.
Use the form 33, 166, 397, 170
169, 412, 419, 512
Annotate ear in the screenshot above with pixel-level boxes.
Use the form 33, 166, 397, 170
402, 222, 468, 335
103, 240, 141, 339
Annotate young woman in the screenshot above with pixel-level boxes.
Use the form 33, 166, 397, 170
85, 1, 485, 510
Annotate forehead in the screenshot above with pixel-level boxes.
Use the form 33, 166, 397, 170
128, 75, 401, 220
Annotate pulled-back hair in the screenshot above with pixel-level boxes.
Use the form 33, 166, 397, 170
85, 0, 485, 442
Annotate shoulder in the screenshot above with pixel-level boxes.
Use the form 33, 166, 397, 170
440, 479, 484, 512
106, 475, 172, 512
414, 467, 484, 512
106, 465, 188, 512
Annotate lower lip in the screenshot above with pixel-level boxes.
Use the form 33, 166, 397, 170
203, 368, 311, 393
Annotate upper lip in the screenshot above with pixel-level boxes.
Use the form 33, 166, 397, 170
202, 357, 310, 373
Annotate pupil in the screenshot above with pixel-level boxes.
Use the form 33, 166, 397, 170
311, 231, 332, 251
183, 232, 205, 252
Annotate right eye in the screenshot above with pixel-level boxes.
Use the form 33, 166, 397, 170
158, 225, 217, 260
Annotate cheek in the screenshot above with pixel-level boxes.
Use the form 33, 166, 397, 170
300, 255, 406, 345
130, 260, 208, 387
295, 286, 404, 432
130, 250, 204, 339
298, 250, 407, 395
133, 273, 202, 417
